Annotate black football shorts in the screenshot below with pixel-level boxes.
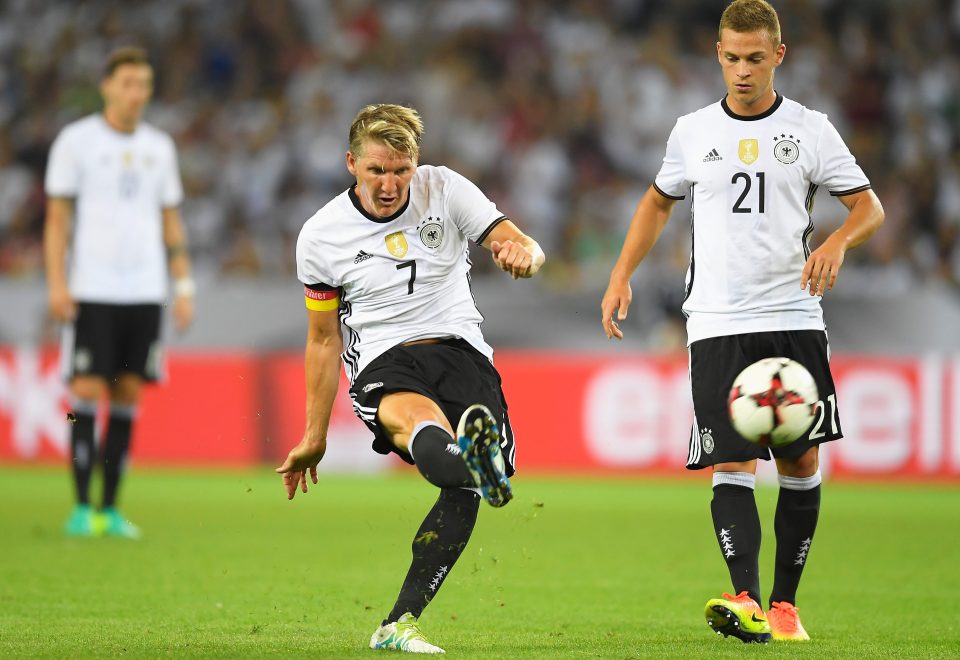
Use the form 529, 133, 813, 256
349, 338, 516, 475
61, 302, 164, 383
686, 329, 842, 469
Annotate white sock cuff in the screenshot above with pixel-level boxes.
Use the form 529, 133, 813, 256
71, 399, 99, 416
407, 421, 451, 462
458, 486, 482, 497
712, 471, 756, 490
778, 470, 822, 491
109, 403, 138, 420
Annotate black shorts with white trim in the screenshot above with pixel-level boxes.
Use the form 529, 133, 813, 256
349, 337, 516, 476
686, 329, 841, 469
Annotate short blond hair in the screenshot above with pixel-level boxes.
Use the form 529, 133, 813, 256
348, 104, 424, 160
719, 0, 781, 46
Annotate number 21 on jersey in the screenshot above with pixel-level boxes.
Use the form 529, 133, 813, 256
732, 171, 765, 214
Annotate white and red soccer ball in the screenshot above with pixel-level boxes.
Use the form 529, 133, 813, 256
728, 357, 819, 447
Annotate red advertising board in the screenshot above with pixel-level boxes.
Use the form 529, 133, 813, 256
1, 346, 958, 479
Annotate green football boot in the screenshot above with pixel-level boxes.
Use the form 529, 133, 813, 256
64, 504, 98, 537
369, 612, 445, 654
98, 507, 142, 540
705, 591, 772, 643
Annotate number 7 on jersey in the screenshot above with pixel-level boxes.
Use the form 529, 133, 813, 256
396, 260, 417, 294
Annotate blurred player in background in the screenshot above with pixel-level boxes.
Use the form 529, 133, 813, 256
276, 103, 544, 654
601, 0, 883, 643
44, 46, 194, 539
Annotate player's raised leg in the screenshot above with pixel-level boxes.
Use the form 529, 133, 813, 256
767, 448, 820, 641
705, 464, 771, 643
380, 392, 475, 489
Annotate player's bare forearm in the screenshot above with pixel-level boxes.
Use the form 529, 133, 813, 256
601, 186, 676, 339
302, 337, 341, 445
163, 208, 195, 330
162, 208, 192, 281
801, 189, 884, 295
43, 197, 76, 321
830, 188, 885, 251
277, 333, 341, 499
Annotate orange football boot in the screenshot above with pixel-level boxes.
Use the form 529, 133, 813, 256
768, 601, 810, 641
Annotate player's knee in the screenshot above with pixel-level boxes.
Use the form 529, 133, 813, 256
713, 460, 757, 475
777, 448, 819, 478
378, 395, 450, 437
404, 408, 449, 447
71, 376, 106, 402
110, 374, 143, 406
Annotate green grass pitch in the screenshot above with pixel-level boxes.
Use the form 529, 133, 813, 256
1, 467, 958, 658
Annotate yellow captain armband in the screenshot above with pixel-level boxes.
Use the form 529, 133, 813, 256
304, 285, 340, 311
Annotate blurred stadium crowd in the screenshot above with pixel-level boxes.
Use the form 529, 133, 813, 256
0, 0, 958, 295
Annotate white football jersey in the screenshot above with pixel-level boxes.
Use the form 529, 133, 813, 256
296, 165, 505, 382
45, 114, 183, 303
654, 94, 870, 344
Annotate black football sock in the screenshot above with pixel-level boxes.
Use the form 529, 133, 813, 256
710, 472, 762, 604
385, 487, 480, 624
408, 422, 474, 489
69, 400, 98, 506
770, 471, 822, 607
101, 404, 136, 509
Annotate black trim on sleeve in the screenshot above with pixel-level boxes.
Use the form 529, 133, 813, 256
721, 92, 783, 121
476, 216, 508, 244
304, 282, 338, 292
348, 186, 410, 224
653, 182, 685, 201
680, 188, 696, 315
829, 184, 872, 197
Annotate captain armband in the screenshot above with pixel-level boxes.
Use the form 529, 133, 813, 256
166, 244, 189, 257
304, 285, 340, 311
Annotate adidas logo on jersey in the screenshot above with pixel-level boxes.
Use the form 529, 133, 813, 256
702, 148, 722, 162
354, 250, 373, 264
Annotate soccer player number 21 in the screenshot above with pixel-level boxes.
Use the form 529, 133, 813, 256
731, 171, 766, 214
396, 259, 417, 294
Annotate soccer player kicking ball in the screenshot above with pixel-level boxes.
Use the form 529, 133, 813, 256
601, 0, 883, 644
276, 104, 544, 654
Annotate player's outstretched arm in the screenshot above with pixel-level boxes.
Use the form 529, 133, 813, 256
43, 197, 76, 322
163, 207, 195, 332
800, 188, 884, 296
483, 219, 545, 279
276, 307, 343, 500
601, 186, 677, 339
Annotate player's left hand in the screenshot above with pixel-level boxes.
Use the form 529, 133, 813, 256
601, 279, 632, 339
275, 436, 325, 500
172, 295, 194, 332
801, 235, 846, 296
491, 240, 541, 279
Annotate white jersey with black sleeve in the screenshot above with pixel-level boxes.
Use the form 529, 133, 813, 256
44, 114, 184, 304
296, 165, 505, 383
653, 93, 871, 345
